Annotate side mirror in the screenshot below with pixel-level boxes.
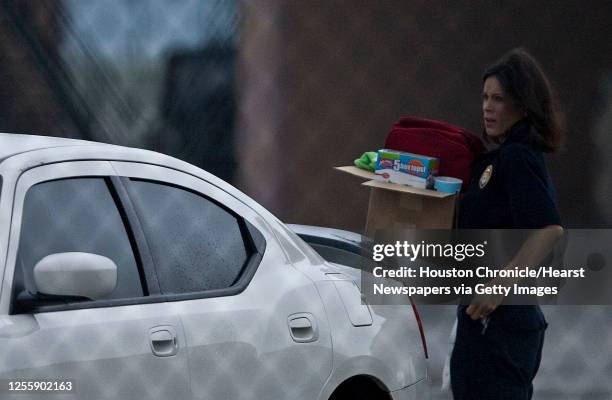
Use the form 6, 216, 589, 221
33, 252, 117, 300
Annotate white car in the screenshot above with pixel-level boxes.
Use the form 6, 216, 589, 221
0, 133, 428, 399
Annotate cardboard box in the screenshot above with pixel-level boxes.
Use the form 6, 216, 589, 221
374, 149, 439, 189
335, 166, 457, 236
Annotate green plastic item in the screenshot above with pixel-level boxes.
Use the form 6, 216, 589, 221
354, 151, 378, 172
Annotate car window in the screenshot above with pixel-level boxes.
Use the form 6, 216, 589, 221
127, 179, 250, 294
13, 178, 143, 304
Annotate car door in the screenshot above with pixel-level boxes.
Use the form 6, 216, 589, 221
110, 161, 333, 400
0, 161, 191, 399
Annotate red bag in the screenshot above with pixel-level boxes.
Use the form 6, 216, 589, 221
384, 116, 485, 187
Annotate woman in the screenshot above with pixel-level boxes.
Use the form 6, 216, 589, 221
450, 48, 565, 400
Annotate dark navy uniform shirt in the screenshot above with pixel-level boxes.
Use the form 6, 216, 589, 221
458, 119, 561, 230
456, 119, 561, 330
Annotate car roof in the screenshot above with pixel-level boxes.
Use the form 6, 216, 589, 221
0, 132, 102, 161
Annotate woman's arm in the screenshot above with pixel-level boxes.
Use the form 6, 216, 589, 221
466, 224, 564, 319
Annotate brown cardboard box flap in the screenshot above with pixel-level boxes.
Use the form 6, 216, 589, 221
334, 165, 377, 180
335, 165, 453, 198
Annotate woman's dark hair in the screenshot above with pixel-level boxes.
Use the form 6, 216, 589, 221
483, 48, 565, 152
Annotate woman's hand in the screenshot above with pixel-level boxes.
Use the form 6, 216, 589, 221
466, 286, 505, 320
466, 225, 564, 320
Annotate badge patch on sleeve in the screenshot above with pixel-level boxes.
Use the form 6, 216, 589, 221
479, 165, 493, 189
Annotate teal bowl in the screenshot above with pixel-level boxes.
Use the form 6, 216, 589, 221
434, 176, 462, 194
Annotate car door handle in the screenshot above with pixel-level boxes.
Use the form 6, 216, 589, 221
149, 326, 178, 357
288, 313, 318, 343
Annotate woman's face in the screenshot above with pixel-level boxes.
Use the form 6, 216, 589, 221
482, 76, 524, 140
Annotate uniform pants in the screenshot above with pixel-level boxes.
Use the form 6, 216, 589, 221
450, 305, 546, 400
